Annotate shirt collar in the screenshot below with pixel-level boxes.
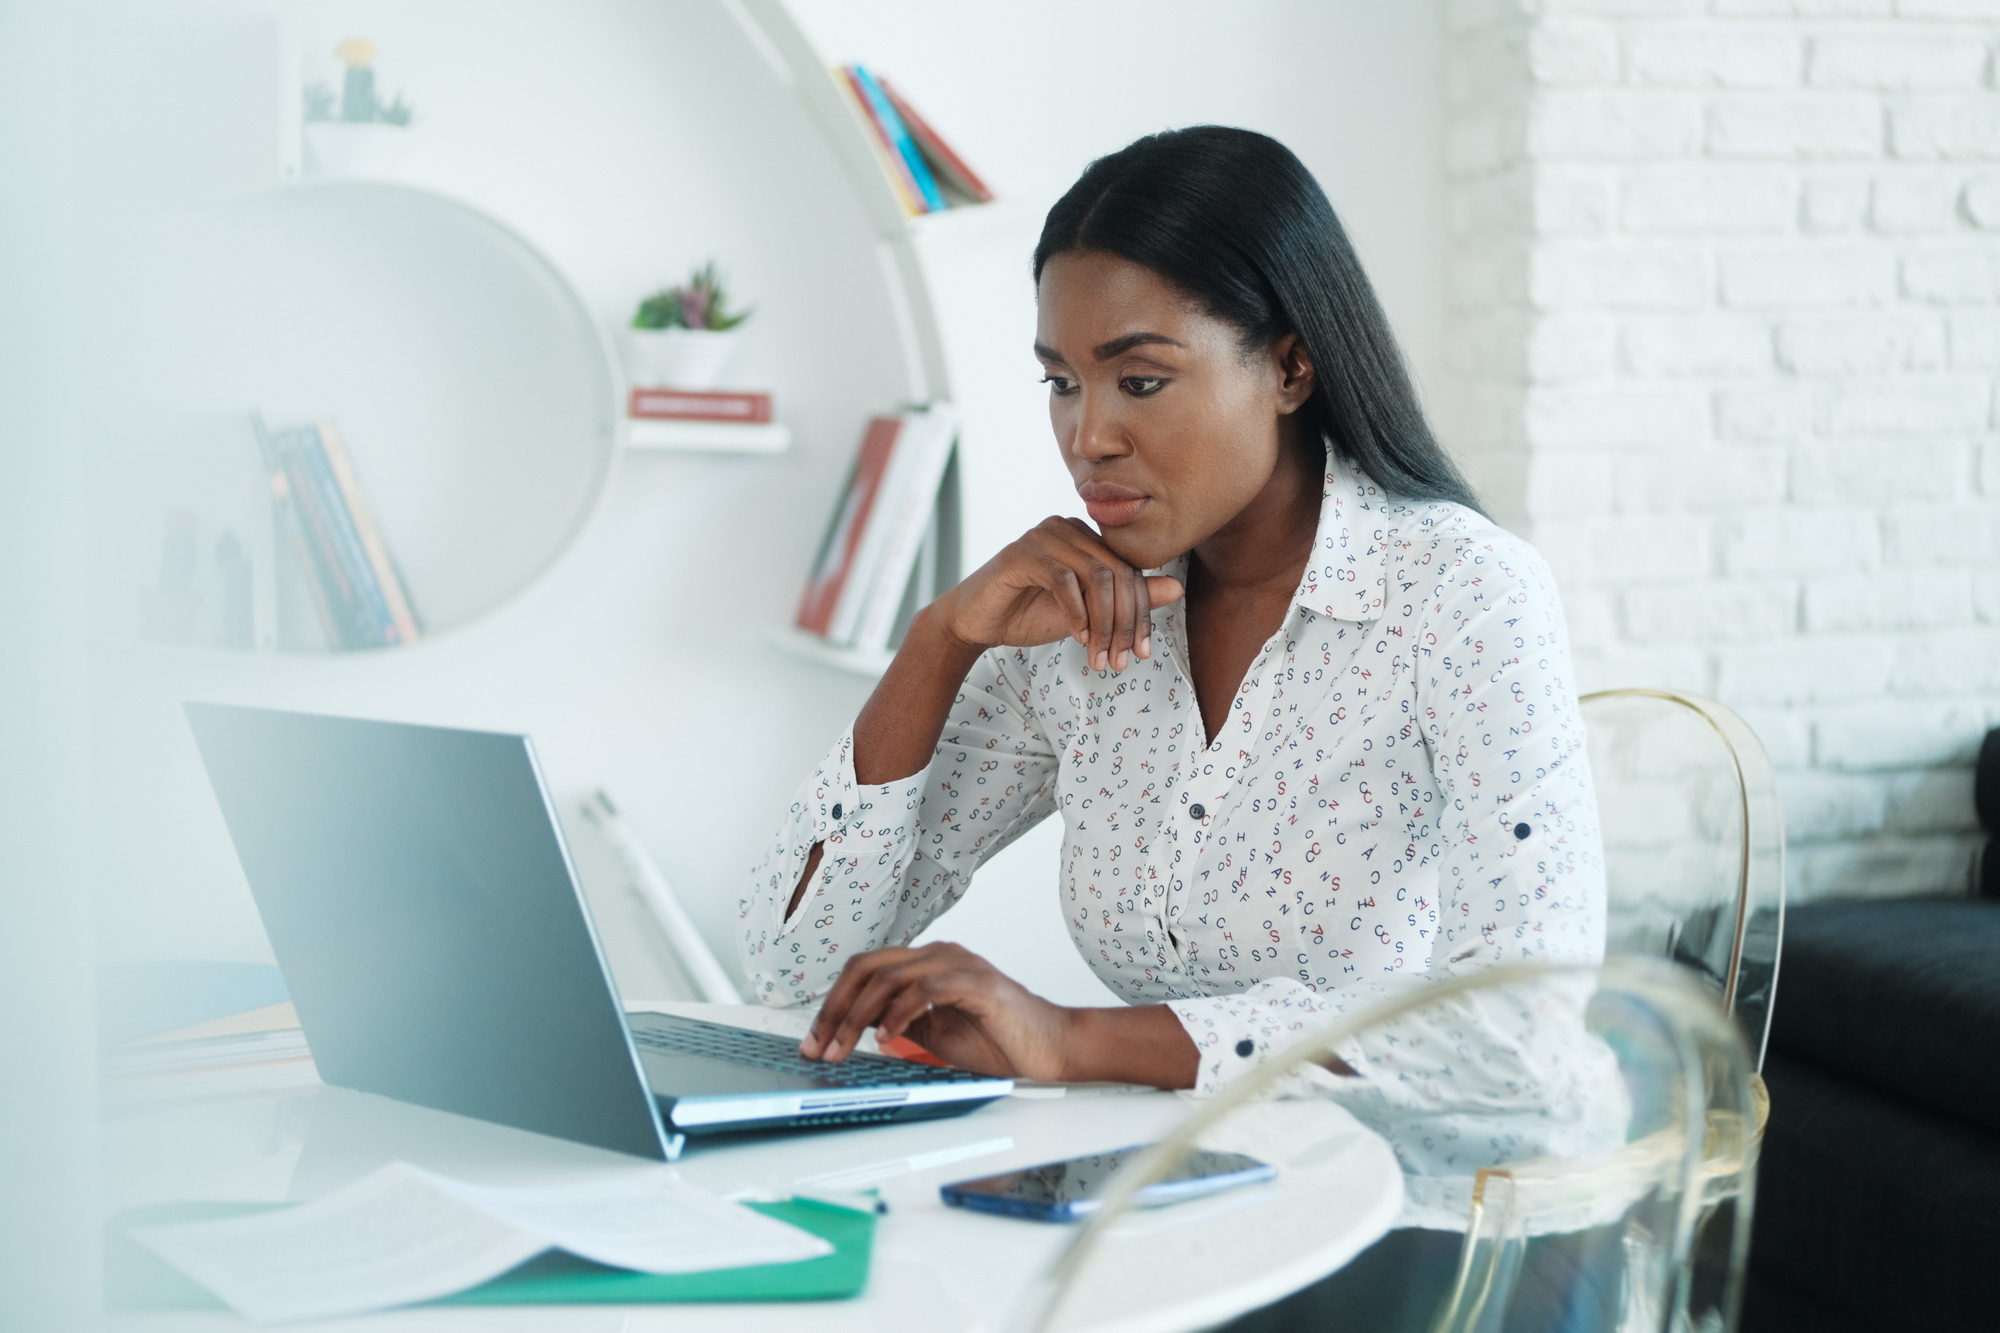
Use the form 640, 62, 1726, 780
1156, 452, 1390, 627
1293, 452, 1390, 624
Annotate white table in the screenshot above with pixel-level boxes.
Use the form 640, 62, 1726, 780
102, 1002, 1404, 1332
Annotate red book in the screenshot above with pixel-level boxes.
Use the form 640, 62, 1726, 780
879, 77, 995, 204
796, 416, 903, 637
628, 388, 773, 424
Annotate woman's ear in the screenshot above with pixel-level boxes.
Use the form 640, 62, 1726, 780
1272, 334, 1316, 415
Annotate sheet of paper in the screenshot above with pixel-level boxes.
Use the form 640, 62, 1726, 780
130, 1161, 834, 1325
441, 1170, 833, 1274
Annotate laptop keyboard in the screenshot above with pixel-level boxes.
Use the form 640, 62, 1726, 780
627, 1013, 997, 1087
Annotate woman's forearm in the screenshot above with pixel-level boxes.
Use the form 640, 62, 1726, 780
785, 604, 986, 920
851, 601, 988, 784
1060, 1004, 1200, 1089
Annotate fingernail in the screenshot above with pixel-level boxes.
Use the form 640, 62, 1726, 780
1138, 635, 1152, 658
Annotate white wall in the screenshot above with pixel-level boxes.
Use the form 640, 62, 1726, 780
1441, 0, 2000, 902
80, 0, 1451, 1007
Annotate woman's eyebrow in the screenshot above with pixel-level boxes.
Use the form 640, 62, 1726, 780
1091, 332, 1185, 360
1033, 332, 1187, 366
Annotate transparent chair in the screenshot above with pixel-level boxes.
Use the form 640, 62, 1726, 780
1013, 958, 1761, 1333
1581, 690, 1785, 1071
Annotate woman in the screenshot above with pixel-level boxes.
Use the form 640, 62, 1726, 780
741, 127, 1612, 1327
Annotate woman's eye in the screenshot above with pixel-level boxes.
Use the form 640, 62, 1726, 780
1040, 375, 1077, 396
1122, 376, 1167, 397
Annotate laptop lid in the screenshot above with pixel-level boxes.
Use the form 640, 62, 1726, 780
184, 703, 674, 1161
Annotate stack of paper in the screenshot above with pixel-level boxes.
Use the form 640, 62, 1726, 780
131, 1161, 833, 1324
101, 1003, 318, 1107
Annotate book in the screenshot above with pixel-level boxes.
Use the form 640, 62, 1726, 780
852, 406, 957, 653
628, 388, 773, 424
295, 425, 396, 644
835, 66, 924, 216
826, 408, 933, 645
255, 418, 366, 649
796, 415, 905, 637
848, 65, 947, 214
317, 421, 422, 644
265, 465, 340, 650
251, 414, 421, 652
879, 77, 995, 204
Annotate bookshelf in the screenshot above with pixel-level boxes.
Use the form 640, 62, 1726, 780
733, 0, 995, 680
97, 178, 617, 657
624, 420, 793, 454
96, 4, 1008, 674
762, 625, 896, 680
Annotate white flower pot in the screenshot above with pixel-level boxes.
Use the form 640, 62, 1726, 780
624, 327, 742, 389
303, 122, 412, 180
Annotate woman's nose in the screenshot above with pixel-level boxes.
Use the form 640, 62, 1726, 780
1072, 394, 1129, 463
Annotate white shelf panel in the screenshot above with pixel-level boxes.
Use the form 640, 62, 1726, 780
623, 419, 792, 454
764, 624, 893, 679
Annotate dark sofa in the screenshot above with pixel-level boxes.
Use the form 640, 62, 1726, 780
1742, 732, 2000, 1333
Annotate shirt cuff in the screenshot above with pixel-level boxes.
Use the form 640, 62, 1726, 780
806, 726, 929, 836
783, 728, 930, 927
1166, 992, 1354, 1099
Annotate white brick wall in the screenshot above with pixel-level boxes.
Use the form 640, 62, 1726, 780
1441, 0, 2000, 902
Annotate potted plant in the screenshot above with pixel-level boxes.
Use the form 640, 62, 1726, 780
302, 37, 415, 178
625, 263, 752, 388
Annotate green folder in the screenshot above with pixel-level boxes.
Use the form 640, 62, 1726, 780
106, 1196, 876, 1312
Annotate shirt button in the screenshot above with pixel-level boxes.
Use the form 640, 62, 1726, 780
831, 803, 843, 822
1190, 803, 1206, 820
1235, 1038, 1255, 1058
1514, 822, 1531, 840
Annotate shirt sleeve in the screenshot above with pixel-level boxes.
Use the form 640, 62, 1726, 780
1165, 534, 1612, 1183
739, 647, 1061, 1008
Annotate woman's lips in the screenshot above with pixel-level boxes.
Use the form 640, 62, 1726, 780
1080, 483, 1149, 529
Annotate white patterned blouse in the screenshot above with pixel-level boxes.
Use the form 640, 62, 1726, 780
741, 453, 1615, 1215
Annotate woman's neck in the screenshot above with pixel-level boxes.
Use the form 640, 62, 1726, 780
1187, 433, 1324, 599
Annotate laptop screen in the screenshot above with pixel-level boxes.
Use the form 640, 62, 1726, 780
185, 703, 672, 1160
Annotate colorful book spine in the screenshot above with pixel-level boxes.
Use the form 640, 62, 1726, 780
296, 426, 396, 645
252, 415, 421, 652
628, 388, 773, 424
252, 415, 340, 650
879, 78, 994, 204
317, 421, 421, 645
836, 66, 923, 215
797, 416, 904, 638
849, 65, 947, 213
275, 440, 373, 649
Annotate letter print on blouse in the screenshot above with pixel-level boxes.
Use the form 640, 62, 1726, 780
740, 454, 1611, 1196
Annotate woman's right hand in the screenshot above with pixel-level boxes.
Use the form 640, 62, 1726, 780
937, 516, 1184, 673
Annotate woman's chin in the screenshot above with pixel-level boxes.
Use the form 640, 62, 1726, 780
1099, 527, 1179, 573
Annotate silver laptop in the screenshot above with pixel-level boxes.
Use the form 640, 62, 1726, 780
184, 703, 1010, 1161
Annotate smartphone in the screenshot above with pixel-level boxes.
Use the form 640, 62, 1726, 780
939, 1144, 1276, 1222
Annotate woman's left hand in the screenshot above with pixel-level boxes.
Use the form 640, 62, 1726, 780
799, 942, 1073, 1080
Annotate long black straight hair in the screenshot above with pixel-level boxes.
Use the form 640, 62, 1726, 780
1033, 126, 1482, 515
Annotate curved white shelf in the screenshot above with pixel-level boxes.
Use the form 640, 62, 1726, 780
624, 419, 792, 454
764, 624, 894, 679
101, 179, 618, 655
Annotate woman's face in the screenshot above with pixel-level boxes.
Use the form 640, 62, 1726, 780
1034, 249, 1315, 571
